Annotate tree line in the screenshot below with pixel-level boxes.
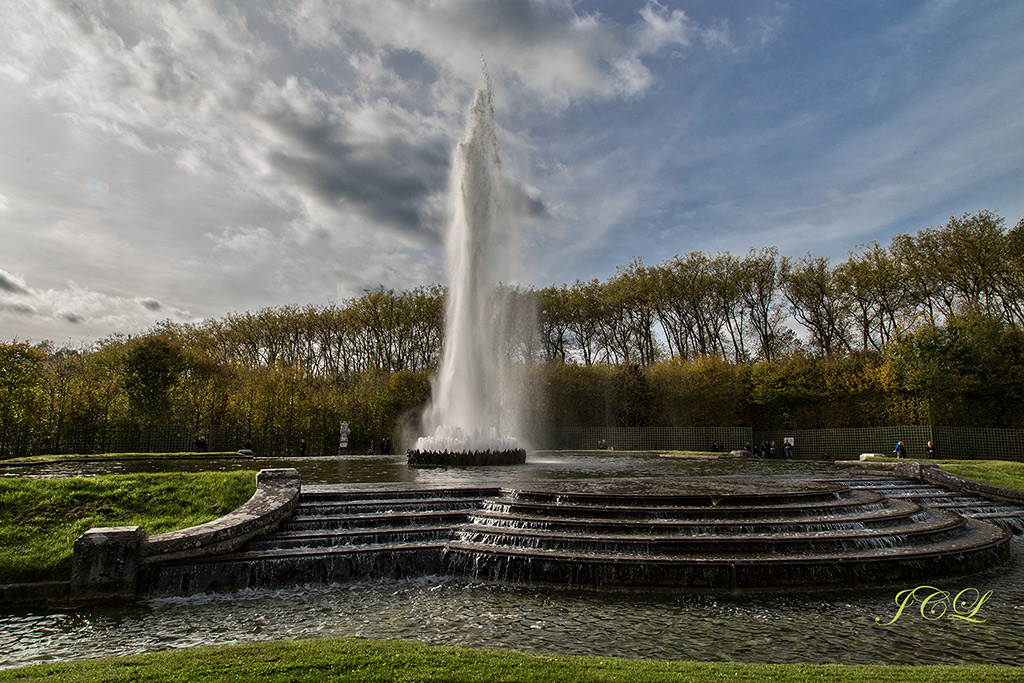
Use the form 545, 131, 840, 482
2, 210, 1023, 457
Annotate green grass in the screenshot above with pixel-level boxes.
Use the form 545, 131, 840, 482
933, 460, 1024, 493
862, 457, 1024, 493
0, 472, 256, 584
0, 638, 1020, 682
3, 452, 245, 464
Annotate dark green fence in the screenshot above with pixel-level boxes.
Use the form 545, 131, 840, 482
549, 426, 753, 452
549, 425, 1024, 462
4, 422, 1023, 462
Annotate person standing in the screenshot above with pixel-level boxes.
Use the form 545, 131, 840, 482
927, 441, 936, 458
893, 440, 906, 459
299, 439, 307, 457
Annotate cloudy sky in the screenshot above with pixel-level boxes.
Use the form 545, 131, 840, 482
2, 0, 1022, 343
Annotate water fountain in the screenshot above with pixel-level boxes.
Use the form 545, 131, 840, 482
408, 64, 526, 466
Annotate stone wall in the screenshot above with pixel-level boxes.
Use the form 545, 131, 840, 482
895, 461, 1024, 504
69, 468, 300, 603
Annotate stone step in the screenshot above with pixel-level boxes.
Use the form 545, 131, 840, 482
139, 544, 445, 597
298, 487, 500, 504
467, 497, 921, 534
280, 510, 476, 532
247, 526, 452, 551
293, 497, 487, 516
453, 507, 966, 557
443, 517, 1010, 589
506, 482, 853, 508
478, 489, 887, 521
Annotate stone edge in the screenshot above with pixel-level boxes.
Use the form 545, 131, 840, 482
140, 468, 300, 564
894, 461, 1024, 504
0, 468, 300, 608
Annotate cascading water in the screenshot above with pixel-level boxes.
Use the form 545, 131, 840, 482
413, 65, 525, 461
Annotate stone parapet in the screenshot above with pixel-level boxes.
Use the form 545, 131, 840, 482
141, 468, 301, 565
67, 468, 300, 604
896, 461, 1024, 504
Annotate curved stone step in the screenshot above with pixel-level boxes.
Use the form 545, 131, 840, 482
478, 488, 888, 521
293, 497, 486, 516
281, 510, 476, 532
466, 497, 922, 536
443, 517, 1009, 589
453, 507, 966, 557
506, 480, 853, 508
247, 526, 453, 552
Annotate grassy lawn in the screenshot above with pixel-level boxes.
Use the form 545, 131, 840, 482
0, 472, 256, 584
0, 638, 1020, 682
3, 452, 246, 464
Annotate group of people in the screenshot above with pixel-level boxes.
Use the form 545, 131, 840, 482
365, 437, 393, 455
744, 440, 793, 459
892, 440, 937, 459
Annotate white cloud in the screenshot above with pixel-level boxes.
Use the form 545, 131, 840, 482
1, 0, 1019, 344
276, 0, 698, 110
0, 269, 195, 342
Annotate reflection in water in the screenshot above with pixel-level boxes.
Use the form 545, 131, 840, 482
1, 453, 1022, 669
3, 552, 1023, 669
1, 452, 844, 485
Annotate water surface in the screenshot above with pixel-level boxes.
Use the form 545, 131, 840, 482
2, 453, 1021, 670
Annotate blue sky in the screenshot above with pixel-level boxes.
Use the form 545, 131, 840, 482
1, 0, 1021, 342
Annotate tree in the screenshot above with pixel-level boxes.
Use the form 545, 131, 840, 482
122, 336, 182, 422
738, 247, 790, 361
565, 279, 605, 366
0, 342, 46, 457
782, 254, 852, 356
838, 241, 914, 351
887, 314, 1024, 427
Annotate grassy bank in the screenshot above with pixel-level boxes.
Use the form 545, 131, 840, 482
1, 638, 1020, 682
934, 460, 1024, 492
0, 472, 256, 584
864, 457, 1024, 493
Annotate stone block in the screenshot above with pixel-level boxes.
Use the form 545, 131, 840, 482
71, 526, 145, 601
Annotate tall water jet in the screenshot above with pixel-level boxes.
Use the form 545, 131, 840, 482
411, 65, 526, 465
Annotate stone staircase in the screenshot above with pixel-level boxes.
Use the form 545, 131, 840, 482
443, 479, 1010, 590
835, 477, 1024, 533
138, 474, 1024, 597
137, 486, 499, 597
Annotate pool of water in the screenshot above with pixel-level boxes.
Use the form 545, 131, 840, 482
0, 451, 845, 485
2, 453, 1022, 670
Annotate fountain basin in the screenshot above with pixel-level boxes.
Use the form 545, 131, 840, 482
445, 479, 1010, 589
406, 449, 527, 466
133, 475, 1012, 596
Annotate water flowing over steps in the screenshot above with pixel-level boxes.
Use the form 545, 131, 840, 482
138, 486, 501, 597
443, 479, 1010, 589
834, 477, 1024, 534
138, 476, 1022, 596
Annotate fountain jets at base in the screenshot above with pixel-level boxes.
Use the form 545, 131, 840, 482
410, 425, 526, 466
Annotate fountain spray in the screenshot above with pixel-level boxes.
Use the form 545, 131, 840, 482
412, 63, 526, 463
